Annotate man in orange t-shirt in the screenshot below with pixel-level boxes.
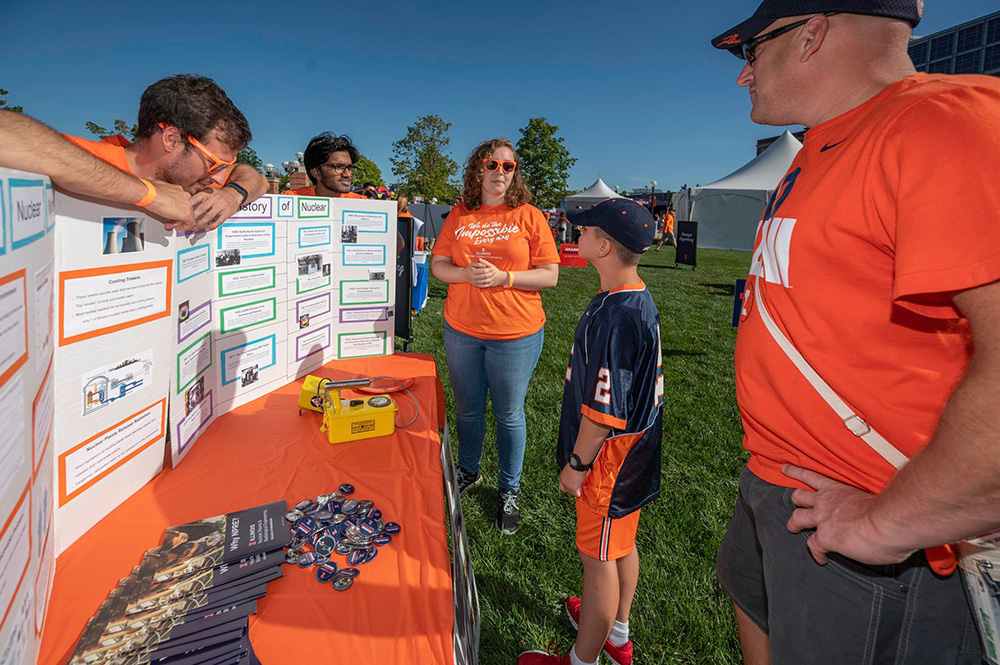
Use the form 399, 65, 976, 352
711, 2, 1000, 664
64, 75, 267, 232
654, 208, 675, 251
0, 110, 195, 226
284, 132, 366, 199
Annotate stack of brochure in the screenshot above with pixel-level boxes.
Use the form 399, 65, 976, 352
67, 501, 289, 665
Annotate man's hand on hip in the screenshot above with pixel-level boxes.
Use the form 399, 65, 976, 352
783, 464, 916, 566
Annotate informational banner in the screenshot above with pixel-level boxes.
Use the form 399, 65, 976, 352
676, 221, 698, 269
0, 168, 56, 665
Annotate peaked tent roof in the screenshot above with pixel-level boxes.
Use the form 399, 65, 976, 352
701, 130, 803, 190
565, 178, 626, 201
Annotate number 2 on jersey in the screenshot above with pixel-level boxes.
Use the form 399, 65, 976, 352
594, 367, 611, 405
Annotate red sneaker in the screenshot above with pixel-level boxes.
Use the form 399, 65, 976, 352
517, 642, 570, 664
565, 596, 634, 665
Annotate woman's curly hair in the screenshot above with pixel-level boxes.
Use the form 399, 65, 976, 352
461, 138, 533, 210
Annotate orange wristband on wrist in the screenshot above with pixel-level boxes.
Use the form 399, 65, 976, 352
507, 271, 515, 288
135, 178, 157, 207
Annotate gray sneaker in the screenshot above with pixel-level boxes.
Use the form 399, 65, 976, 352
456, 466, 482, 495
496, 488, 520, 535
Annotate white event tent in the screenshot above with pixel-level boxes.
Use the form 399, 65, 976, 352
564, 178, 626, 208
673, 130, 802, 251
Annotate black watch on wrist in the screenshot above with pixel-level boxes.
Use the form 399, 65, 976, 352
225, 181, 249, 205
568, 453, 593, 472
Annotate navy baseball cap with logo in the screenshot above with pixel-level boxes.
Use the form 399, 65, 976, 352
567, 198, 655, 254
711, 0, 922, 57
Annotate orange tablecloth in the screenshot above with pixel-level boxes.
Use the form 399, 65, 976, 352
40, 354, 454, 665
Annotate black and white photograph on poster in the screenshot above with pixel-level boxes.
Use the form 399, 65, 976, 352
185, 376, 205, 415
341, 225, 358, 244
102, 217, 145, 254
178, 300, 190, 322
369, 270, 385, 281
297, 253, 323, 276
241, 364, 259, 388
322, 264, 331, 277
299, 314, 310, 329
216, 248, 242, 267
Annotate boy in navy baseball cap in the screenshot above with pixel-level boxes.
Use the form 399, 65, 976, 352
519, 197, 662, 665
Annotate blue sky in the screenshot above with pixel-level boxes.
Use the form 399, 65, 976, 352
2, 1, 995, 193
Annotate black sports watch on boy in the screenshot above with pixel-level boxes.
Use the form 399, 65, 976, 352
225, 181, 249, 205
568, 453, 593, 472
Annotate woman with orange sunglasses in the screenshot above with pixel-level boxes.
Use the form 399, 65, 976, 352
431, 138, 560, 535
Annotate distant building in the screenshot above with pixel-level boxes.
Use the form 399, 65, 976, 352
908, 10, 1000, 77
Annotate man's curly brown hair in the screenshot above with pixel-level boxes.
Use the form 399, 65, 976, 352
462, 138, 533, 210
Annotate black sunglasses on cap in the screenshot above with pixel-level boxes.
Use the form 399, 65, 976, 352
741, 12, 838, 64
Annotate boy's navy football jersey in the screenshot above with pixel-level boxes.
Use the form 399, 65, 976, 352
558, 281, 663, 518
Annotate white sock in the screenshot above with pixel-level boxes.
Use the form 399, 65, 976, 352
569, 645, 597, 665
608, 620, 629, 647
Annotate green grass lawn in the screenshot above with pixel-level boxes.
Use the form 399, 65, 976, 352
411, 246, 752, 664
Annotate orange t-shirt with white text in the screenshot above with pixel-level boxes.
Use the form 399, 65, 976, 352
735, 74, 1000, 494
433, 203, 559, 340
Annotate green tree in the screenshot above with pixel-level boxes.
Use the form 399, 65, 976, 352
390, 114, 459, 201
0, 89, 23, 113
516, 117, 577, 209
236, 146, 263, 173
86, 119, 137, 141
352, 155, 385, 188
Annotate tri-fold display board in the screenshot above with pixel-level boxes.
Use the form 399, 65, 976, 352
0, 170, 396, 664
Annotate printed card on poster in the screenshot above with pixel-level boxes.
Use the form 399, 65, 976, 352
58, 399, 166, 506
58, 261, 171, 346
298, 225, 331, 248
277, 196, 294, 218
81, 350, 154, 417
218, 222, 275, 258
220, 334, 277, 386
219, 297, 277, 334
338, 331, 387, 358
217, 266, 276, 297
177, 299, 212, 344
298, 197, 330, 219
342, 245, 386, 266
340, 279, 389, 305
8, 178, 46, 250
33, 532, 53, 635
295, 252, 331, 295
295, 324, 331, 362
32, 362, 53, 474
0, 374, 26, 501
33, 262, 53, 367
0, 270, 28, 388
177, 244, 211, 283
339, 306, 389, 323
0, 488, 30, 632
229, 197, 273, 219
31, 454, 52, 561
343, 210, 388, 233
295, 292, 332, 323
176, 390, 213, 457
176, 333, 211, 393
1, 592, 30, 663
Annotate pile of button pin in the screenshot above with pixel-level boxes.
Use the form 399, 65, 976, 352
283, 483, 402, 591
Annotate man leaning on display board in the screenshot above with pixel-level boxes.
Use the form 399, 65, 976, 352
63, 74, 267, 232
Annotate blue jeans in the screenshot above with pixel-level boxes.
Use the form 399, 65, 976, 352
443, 321, 544, 491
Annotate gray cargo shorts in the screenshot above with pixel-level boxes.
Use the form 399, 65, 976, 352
716, 466, 982, 665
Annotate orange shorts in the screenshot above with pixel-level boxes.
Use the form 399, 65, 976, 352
576, 500, 641, 561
